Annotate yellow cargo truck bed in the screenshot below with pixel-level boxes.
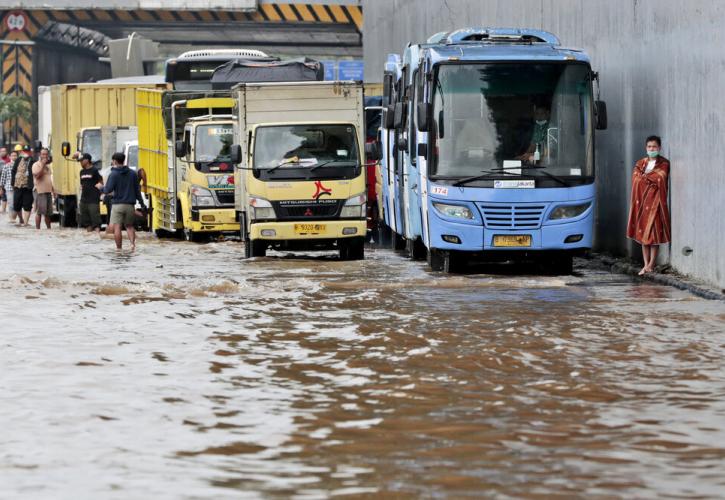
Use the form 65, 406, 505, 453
49, 82, 168, 197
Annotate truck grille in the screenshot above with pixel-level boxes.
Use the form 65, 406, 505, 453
214, 189, 235, 206
272, 200, 343, 220
478, 203, 547, 229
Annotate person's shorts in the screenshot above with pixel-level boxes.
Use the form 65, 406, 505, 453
12, 188, 33, 213
79, 202, 101, 228
4, 188, 12, 210
110, 203, 135, 226
35, 193, 53, 216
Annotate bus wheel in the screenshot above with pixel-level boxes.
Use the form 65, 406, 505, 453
407, 237, 427, 261
339, 237, 365, 261
428, 249, 459, 273
376, 221, 392, 247
392, 233, 406, 252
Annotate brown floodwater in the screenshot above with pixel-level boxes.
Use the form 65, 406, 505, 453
1, 223, 724, 498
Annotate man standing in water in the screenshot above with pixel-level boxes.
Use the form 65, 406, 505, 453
102, 152, 145, 251
32, 148, 55, 230
78, 153, 103, 235
10, 145, 34, 226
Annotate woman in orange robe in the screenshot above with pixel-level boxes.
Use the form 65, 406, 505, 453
626, 135, 671, 275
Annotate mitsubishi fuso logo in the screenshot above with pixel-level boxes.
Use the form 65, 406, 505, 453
313, 181, 332, 200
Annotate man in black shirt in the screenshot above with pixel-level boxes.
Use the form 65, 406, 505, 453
78, 153, 103, 234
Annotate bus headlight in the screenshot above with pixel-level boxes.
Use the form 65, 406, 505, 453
549, 202, 591, 220
191, 185, 215, 207
340, 193, 366, 218
249, 197, 275, 220
432, 202, 473, 220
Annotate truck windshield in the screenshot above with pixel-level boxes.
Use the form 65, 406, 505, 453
126, 145, 138, 169
195, 124, 234, 173
430, 63, 594, 186
81, 129, 102, 166
253, 124, 360, 181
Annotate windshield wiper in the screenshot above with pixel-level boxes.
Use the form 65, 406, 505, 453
490, 164, 572, 187
265, 157, 303, 173
308, 159, 355, 172
452, 169, 523, 187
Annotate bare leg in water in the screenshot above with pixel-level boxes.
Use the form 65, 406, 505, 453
639, 245, 650, 275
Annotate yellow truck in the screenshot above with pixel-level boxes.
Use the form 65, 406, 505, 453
39, 82, 167, 226
231, 81, 367, 260
137, 89, 238, 241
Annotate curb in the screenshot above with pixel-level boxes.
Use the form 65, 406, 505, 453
589, 254, 725, 301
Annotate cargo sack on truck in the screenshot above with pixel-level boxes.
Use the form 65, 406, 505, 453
210, 58, 324, 90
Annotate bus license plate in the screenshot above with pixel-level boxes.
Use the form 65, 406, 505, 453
294, 223, 326, 234
493, 234, 532, 247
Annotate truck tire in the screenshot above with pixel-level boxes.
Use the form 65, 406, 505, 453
58, 196, 77, 227
183, 228, 207, 243
392, 233, 406, 251
245, 239, 266, 258
339, 237, 365, 261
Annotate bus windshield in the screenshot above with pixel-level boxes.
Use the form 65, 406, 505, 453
253, 124, 360, 181
430, 63, 594, 185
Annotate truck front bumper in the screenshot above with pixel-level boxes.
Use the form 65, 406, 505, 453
250, 220, 366, 240
189, 208, 239, 232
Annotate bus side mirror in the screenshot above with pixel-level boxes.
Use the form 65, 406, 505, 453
230, 144, 242, 165
365, 141, 381, 161
417, 102, 429, 132
61, 142, 71, 157
175, 140, 187, 158
396, 134, 408, 151
393, 102, 405, 129
595, 100, 608, 130
383, 104, 395, 129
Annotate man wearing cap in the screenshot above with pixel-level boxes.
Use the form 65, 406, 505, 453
10, 145, 34, 226
78, 153, 103, 234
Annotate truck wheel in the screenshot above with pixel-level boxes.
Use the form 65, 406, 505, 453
392, 233, 406, 251
339, 237, 365, 261
245, 239, 266, 258
427, 249, 460, 273
183, 228, 207, 243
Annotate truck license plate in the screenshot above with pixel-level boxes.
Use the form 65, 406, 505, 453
294, 223, 326, 234
493, 234, 532, 247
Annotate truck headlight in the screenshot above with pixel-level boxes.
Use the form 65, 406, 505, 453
432, 202, 473, 220
191, 185, 215, 207
340, 193, 366, 218
548, 202, 591, 220
249, 197, 275, 220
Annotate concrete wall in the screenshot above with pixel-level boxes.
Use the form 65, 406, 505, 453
363, 0, 725, 289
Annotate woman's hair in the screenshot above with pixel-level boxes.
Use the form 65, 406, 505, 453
646, 135, 662, 147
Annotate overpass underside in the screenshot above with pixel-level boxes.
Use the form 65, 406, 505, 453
0, 3, 363, 144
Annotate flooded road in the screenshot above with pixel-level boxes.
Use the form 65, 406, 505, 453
1, 224, 724, 498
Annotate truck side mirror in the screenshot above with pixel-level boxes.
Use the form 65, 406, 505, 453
61, 142, 71, 157
393, 102, 405, 129
365, 142, 381, 162
230, 144, 242, 165
383, 104, 395, 129
595, 100, 608, 130
417, 143, 427, 158
34, 140, 43, 152
174, 140, 186, 158
417, 102, 429, 132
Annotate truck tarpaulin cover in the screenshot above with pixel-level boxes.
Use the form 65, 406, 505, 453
210, 58, 324, 90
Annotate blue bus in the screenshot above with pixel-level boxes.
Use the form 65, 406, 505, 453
377, 28, 607, 273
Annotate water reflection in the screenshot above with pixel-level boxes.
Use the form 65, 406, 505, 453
1, 224, 724, 497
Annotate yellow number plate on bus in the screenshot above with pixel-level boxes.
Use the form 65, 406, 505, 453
493, 234, 532, 247
294, 223, 327, 234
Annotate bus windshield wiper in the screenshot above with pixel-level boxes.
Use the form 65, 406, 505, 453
490, 164, 572, 187
452, 169, 526, 187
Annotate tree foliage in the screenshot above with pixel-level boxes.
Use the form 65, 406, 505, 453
0, 93, 32, 123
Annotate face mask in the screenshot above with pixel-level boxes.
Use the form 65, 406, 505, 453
647, 150, 659, 158
535, 120, 547, 126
